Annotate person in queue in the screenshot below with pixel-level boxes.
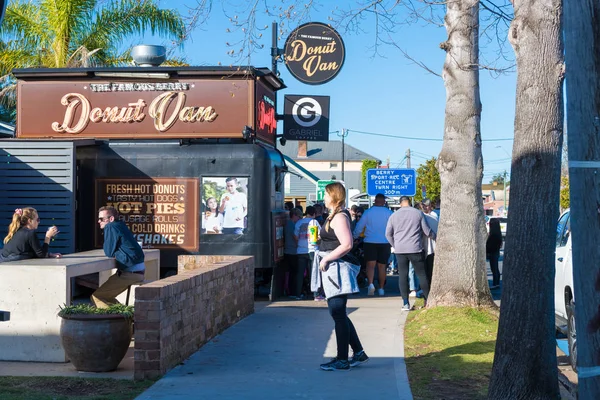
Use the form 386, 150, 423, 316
92, 206, 145, 308
386, 196, 435, 310
0, 207, 61, 262
352, 193, 393, 296
311, 182, 368, 371
486, 218, 503, 289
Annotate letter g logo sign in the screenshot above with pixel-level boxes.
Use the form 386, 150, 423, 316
292, 97, 322, 128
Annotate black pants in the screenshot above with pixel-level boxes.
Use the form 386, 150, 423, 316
396, 252, 429, 304
425, 254, 435, 287
293, 253, 312, 297
284, 253, 298, 296
488, 251, 500, 286
327, 295, 363, 360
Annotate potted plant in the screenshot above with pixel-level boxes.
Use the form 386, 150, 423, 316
58, 304, 134, 372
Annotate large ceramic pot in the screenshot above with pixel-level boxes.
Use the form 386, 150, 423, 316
60, 314, 133, 372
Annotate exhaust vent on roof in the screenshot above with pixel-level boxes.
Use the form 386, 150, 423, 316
131, 45, 166, 67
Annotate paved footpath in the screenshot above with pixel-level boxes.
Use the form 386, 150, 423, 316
136, 294, 413, 400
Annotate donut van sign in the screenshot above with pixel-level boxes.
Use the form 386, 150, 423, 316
284, 22, 346, 85
16, 79, 253, 139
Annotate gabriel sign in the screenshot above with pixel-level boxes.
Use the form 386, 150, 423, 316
284, 22, 345, 85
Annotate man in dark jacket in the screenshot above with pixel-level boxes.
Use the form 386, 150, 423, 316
91, 206, 145, 308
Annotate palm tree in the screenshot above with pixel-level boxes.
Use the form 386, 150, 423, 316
0, 0, 186, 121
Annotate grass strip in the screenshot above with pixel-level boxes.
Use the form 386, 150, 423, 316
404, 300, 499, 400
0, 376, 154, 400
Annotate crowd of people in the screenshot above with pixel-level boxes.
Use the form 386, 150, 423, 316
282, 195, 445, 310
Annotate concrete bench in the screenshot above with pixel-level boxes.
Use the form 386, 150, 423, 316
0, 248, 160, 362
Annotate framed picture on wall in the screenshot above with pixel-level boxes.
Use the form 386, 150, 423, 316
201, 177, 248, 235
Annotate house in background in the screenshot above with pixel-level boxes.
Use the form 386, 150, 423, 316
279, 140, 381, 207
482, 182, 510, 216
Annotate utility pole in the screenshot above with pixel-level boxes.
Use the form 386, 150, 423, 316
339, 129, 348, 182
564, 1, 600, 397
406, 148, 411, 168
503, 170, 507, 216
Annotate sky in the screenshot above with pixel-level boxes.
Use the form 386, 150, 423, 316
142, 0, 515, 182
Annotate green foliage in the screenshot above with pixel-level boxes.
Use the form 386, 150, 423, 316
203, 181, 220, 202
560, 175, 570, 210
0, 0, 186, 112
58, 303, 134, 319
361, 159, 379, 192
414, 157, 441, 203
489, 173, 506, 184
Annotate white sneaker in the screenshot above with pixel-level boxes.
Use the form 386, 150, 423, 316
367, 284, 375, 296
402, 303, 411, 311
409, 290, 417, 297
378, 288, 385, 296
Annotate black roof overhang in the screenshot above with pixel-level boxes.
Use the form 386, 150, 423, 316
11, 66, 286, 91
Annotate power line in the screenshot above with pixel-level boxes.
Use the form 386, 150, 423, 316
346, 129, 514, 142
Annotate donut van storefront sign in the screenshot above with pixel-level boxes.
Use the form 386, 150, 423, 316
284, 22, 346, 85
16, 79, 254, 140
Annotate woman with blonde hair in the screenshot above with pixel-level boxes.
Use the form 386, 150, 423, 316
0, 207, 61, 262
311, 182, 368, 371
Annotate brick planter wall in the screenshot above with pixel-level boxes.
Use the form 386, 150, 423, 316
134, 255, 254, 380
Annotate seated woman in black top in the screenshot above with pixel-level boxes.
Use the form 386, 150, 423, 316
0, 207, 61, 262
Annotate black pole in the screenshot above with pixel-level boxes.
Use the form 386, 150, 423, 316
271, 22, 278, 77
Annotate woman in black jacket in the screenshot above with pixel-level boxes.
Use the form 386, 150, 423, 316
0, 207, 60, 262
486, 218, 503, 289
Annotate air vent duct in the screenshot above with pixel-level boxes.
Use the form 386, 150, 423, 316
131, 45, 166, 67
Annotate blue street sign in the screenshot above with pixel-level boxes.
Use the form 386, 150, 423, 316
366, 168, 417, 197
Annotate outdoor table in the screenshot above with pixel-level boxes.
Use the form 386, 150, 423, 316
0, 248, 160, 362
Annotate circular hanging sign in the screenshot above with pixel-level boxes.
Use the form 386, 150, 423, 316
284, 22, 346, 85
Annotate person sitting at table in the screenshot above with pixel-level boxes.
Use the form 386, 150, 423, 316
92, 206, 145, 308
0, 207, 61, 262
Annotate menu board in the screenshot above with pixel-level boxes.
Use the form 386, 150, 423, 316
95, 178, 199, 250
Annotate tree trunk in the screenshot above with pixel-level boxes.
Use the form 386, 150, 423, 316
429, 0, 493, 307
564, 0, 600, 397
488, 1, 563, 398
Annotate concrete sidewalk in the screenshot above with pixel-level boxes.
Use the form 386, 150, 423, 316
136, 294, 413, 400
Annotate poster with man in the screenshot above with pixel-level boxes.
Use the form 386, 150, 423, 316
201, 177, 248, 235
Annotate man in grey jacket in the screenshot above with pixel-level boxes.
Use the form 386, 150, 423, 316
385, 196, 435, 310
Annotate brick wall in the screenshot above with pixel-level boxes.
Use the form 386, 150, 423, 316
134, 255, 254, 380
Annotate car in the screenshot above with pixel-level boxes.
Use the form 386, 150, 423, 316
554, 209, 576, 371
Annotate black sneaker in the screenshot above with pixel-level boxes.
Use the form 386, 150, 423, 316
350, 350, 369, 367
320, 358, 350, 371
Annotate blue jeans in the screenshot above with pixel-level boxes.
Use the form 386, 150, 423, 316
388, 253, 397, 271
222, 227, 243, 234
409, 263, 419, 291
327, 295, 363, 360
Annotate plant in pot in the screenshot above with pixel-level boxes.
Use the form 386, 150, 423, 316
58, 303, 134, 372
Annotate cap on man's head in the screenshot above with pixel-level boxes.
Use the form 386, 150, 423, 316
422, 198, 432, 206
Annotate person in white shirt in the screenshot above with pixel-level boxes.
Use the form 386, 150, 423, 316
219, 177, 247, 234
293, 206, 319, 298
421, 198, 439, 286
353, 193, 393, 296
